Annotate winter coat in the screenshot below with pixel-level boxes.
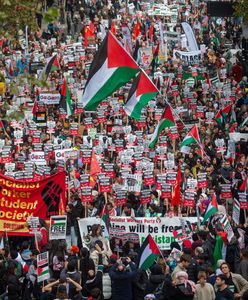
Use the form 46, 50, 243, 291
132, 269, 149, 300
109, 262, 137, 300
7, 274, 22, 300
229, 272, 248, 296
145, 274, 167, 295
79, 256, 95, 286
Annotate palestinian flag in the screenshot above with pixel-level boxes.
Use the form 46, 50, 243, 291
51, 216, 66, 227
185, 77, 195, 88
210, 74, 220, 86
137, 234, 161, 271
150, 43, 160, 73
40, 54, 60, 80
215, 110, 222, 125
60, 78, 73, 118
202, 193, 218, 224
37, 266, 49, 279
172, 223, 191, 241
149, 104, 175, 148
124, 72, 158, 120
215, 104, 232, 125
82, 32, 140, 111
180, 124, 200, 154
214, 231, 227, 270
221, 104, 232, 122
100, 205, 110, 239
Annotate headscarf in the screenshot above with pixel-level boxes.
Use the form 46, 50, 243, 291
176, 271, 196, 293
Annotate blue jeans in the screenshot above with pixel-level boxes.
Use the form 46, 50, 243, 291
66, 227, 78, 249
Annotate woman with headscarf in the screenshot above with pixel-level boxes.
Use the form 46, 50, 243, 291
169, 271, 196, 300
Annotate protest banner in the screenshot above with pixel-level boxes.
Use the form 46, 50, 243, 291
79, 216, 197, 250
173, 49, 202, 64
50, 215, 67, 240
37, 251, 50, 283
0, 172, 66, 235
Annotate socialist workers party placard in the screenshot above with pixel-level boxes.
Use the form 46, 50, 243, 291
0, 172, 66, 235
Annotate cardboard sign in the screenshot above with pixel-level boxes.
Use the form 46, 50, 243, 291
140, 190, 151, 205
37, 252, 50, 282
99, 177, 111, 193
183, 191, 195, 207
81, 187, 92, 202
221, 184, 232, 199
143, 171, 155, 186
197, 173, 208, 189
161, 183, 172, 198
115, 190, 127, 206
50, 215, 67, 240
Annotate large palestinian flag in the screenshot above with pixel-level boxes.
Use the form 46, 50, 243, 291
124, 72, 158, 120
137, 234, 161, 271
149, 104, 175, 148
82, 32, 140, 111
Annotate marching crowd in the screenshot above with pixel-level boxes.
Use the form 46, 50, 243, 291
0, 0, 248, 299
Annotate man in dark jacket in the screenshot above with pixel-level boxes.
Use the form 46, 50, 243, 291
109, 257, 137, 300
82, 245, 103, 300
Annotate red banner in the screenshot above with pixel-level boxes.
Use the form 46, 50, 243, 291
0, 172, 66, 235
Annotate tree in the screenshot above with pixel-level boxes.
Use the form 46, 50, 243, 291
0, 0, 39, 39
234, 0, 248, 24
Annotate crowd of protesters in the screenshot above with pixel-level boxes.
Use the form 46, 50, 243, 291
0, 0, 248, 299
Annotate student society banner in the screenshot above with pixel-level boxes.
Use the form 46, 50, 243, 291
0, 172, 66, 235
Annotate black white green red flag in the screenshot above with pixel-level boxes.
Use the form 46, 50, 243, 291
124, 71, 158, 120
39, 54, 60, 80
60, 78, 73, 118
100, 205, 110, 239
137, 234, 161, 271
82, 32, 140, 111
149, 104, 175, 148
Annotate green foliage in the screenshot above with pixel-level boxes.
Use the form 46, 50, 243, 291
0, 0, 39, 40
234, 0, 248, 23
43, 7, 60, 24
